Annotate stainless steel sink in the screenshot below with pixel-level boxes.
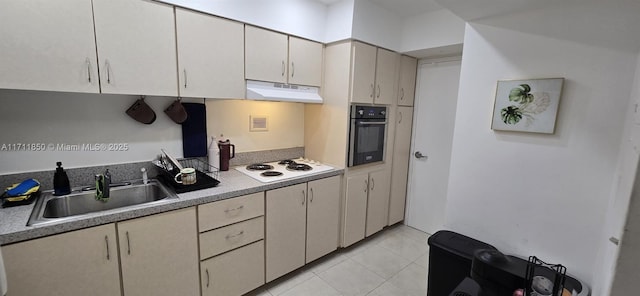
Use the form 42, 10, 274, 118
28, 179, 178, 226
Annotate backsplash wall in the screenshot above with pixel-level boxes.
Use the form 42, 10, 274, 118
0, 89, 199, 174
205, 99, 304, 153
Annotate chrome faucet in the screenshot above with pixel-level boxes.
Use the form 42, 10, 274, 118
95, 169, 112, 200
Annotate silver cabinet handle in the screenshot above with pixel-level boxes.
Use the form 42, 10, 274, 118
86, 58, 92, 83
310, 187, 314, 203
206, 268, 210, 287
400, 88, 404, 101
370, 178, 375, 191
363, 179, 368, 193
301, 190, 305, 205
282, 61, 285, 77
376, 84, 381, 98
291, 62, 295, 77
184, 69, 187, 88
105, 60, 111, 84
226, 230, 244, 240
398, 111, 403, 124
105, 235, 110, 260
224, 205, 244, 214
126, 231, 131, 255
370, 84, 374, 98
414, 151, 428, 160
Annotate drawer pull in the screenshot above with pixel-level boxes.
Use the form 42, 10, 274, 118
206, 268, 210, 287
224, 205, 244, 214
126, 231, 131, 255
105, 235, 110, 260
225, 230, 244, 240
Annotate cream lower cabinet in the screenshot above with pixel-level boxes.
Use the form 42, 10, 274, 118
266, 176, 341, 282
389, 107, 414, 225
2, 224, 121, 296
198, 192, 265, 296
343, 169, 391, 246
118, 207, 199, 296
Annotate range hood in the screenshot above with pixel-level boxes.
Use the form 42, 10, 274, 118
246, 80, 322, 104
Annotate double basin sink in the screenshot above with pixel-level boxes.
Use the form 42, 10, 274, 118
28, 179, 178, 226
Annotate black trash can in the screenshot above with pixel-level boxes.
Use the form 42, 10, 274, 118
427, 230, 496, 296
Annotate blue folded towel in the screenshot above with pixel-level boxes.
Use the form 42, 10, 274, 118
5, 178, 40, 197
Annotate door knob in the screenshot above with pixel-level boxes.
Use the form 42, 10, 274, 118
414, 151, 428, 160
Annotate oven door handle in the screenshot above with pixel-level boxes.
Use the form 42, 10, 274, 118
357, 121, 387, 125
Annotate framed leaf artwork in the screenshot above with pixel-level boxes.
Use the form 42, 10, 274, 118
491, 78, 564, 134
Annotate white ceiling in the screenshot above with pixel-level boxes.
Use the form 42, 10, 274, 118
316, 0, 443, 17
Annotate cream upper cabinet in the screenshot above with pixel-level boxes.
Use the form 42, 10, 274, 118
92, 0, 178, 96
374, 48, 399, 105
398, 56, 418, 106
245, 26, 289, 84
366, 169, 391, 236
118, 207, 199, 296
176, 8, 245, 99
343, 173, 369, 247
0, 0, 99, 93
350, 42, 398, 105
288, 36, 323, 87
245, 26, 323, 87
389, 107, 414, 225
2, 224, 121, 296
350, 42, 378, 104
306, 175, 341, 263
265, 183, 307, 282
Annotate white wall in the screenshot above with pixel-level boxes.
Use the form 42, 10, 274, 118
604, 53, 640, 296
324, 0, 354, 43
161, 0, 328, 42
205, 100, 304, 153
400, 9, 465, 54
0, 90, 200, 174
445, 23, 637, 287
351, 0, 402, 51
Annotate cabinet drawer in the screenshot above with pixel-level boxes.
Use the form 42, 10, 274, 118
198, 192, 264, 232
200, 216, 264, 259
201, 240, 265, 296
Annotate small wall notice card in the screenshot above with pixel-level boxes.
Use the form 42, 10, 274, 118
491, 78, 564, 134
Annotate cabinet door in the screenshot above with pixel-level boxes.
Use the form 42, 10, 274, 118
245, 26, 288, 84
306, 176, 341, 263
397, 56, 418, 106
118, 207, 199, 296
366, 169, 391, 236
389, 107, 414, 225
288, 37, 323, 87
176, 8, 245, 99
265, 183, 307, 282
373, 48, 399, 105
2, 224, 121, 296
350, 42, 377, 104
93, 0, 178, 96
343, 173, 369, 247
201, 241, 265, 296
0, 0, 99, 93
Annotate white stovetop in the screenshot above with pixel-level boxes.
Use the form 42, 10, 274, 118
235, 158, 334, 183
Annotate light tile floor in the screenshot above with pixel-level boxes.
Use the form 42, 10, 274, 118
248, 224, 431, 296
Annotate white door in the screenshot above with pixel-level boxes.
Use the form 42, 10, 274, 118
405, 59, 461, 235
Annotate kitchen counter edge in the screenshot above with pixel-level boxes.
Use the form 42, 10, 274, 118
0, 168, 344, 245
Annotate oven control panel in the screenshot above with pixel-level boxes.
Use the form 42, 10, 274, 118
351, 105, 387, 119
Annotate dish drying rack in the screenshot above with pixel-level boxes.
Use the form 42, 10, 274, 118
154, 157, 220, 193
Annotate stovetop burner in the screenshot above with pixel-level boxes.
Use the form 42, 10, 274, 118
261, 171, 284, 177
278, 159, 296, 165
286, 163, 313, 171
246, 163, 274, 171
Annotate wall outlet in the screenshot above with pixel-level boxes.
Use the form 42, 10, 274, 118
250, 115, 268, 132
